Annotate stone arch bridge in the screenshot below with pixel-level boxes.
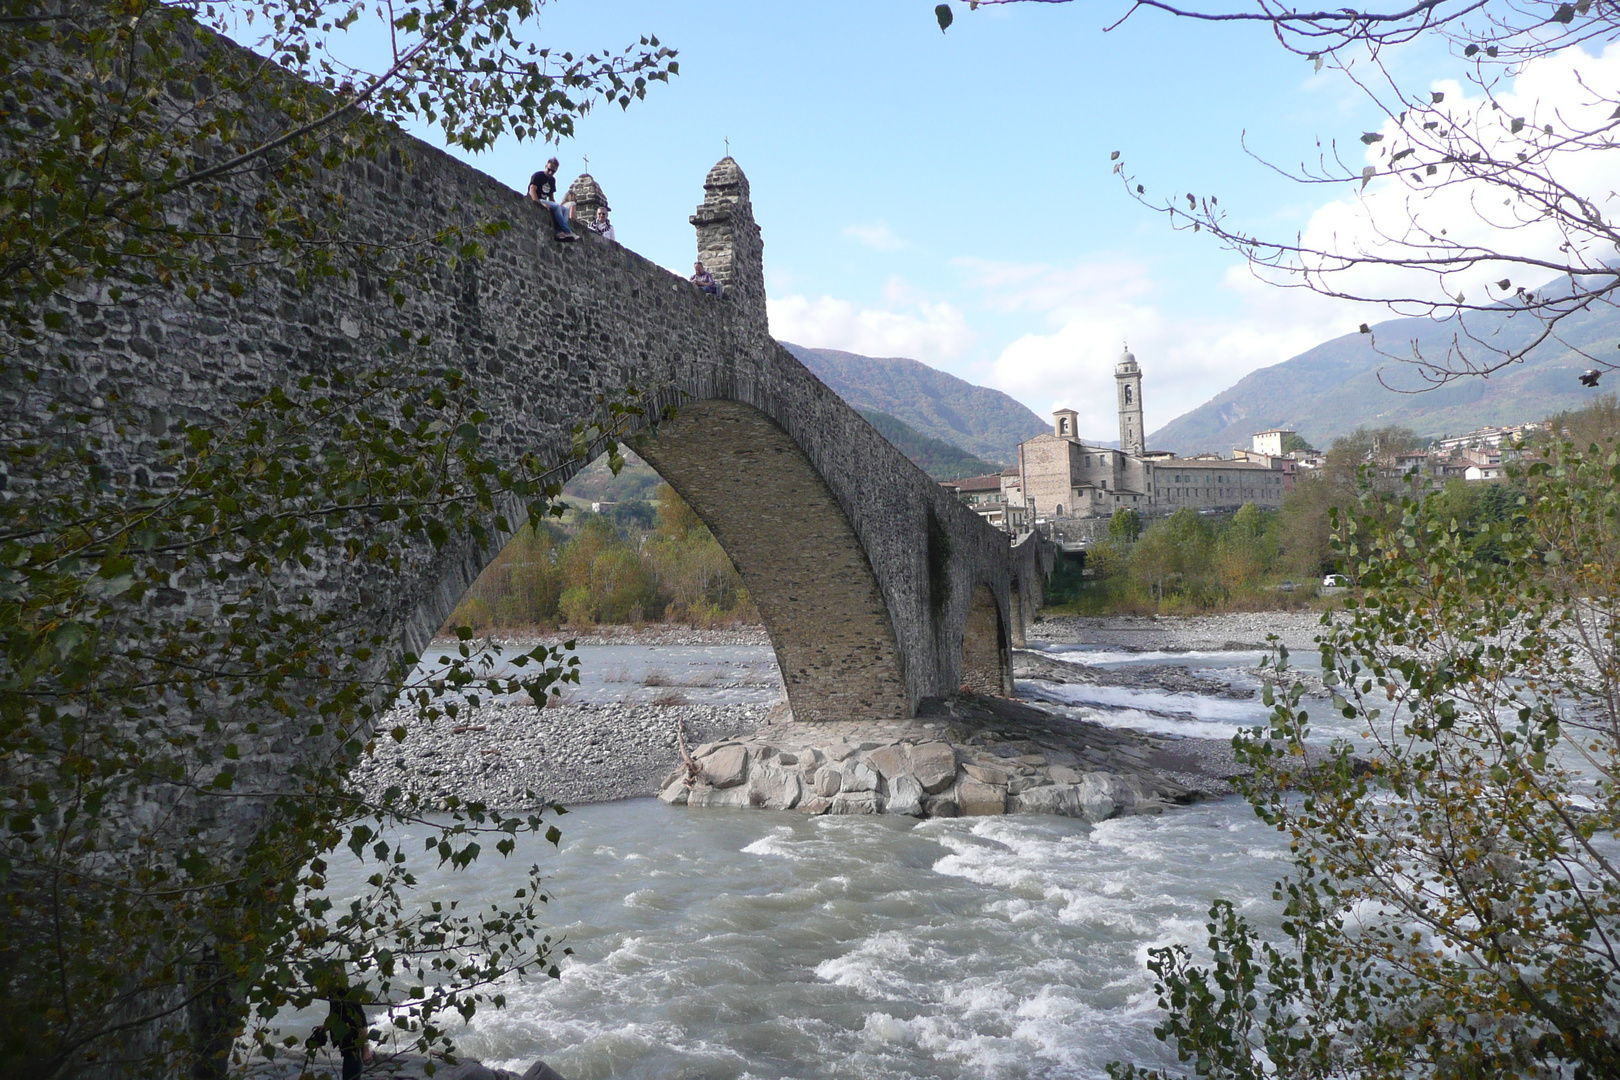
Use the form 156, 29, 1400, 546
40, 140, 1054, 724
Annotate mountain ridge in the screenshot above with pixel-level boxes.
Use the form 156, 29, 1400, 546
780, 342, 1048, 464
1147, 291, 1619, 454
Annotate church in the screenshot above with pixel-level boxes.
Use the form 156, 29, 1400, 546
1011, 346, 1288, 523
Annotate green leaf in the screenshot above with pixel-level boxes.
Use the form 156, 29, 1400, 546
935, 3, 953, 31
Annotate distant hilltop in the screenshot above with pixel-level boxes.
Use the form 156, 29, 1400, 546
779, 342, 1049, 464
1148, 278, 1619, 455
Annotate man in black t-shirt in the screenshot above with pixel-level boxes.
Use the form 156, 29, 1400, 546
527, 158, 576, 241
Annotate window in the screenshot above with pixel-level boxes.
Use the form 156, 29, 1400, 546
1059, 418, 1069, 435
1124, 385, 1133, 404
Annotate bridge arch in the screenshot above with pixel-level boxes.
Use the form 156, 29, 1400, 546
378, 156, 1041, 723
49, 108, 1051, 725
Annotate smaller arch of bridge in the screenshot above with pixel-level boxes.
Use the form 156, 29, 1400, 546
959, 582, 1012, 697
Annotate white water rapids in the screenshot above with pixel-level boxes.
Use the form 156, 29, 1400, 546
297, 643, 1357, 1079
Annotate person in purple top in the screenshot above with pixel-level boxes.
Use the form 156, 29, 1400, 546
527, 158, 576, 242
691, 261, 721, 297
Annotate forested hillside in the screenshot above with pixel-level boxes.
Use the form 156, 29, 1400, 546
856, 409, 1000, 478
781, 341, 1047, 463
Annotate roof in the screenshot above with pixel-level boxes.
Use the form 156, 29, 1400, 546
951, 473, 1005, 492
1158, 458, 1276, 471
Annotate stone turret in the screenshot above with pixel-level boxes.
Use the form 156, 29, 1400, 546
564, 173, 609, 231
690, 157, 765, 327
1115, 344, 1145, 457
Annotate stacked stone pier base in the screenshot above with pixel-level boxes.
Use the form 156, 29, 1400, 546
658, 693, 1224, 823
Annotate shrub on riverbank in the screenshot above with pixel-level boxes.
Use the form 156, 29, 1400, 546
1110, 433, 1620, 1080
447, 485, 760, 632
1053, 450, 1530, 615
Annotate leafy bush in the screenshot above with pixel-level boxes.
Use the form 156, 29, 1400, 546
1110, 434, 1620, 1079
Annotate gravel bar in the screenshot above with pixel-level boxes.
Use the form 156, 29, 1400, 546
353, 700, 773, 808
1030, 611, 1335, 654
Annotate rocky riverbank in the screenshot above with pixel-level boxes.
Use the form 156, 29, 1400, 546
1030, 610, 1333, 653
655, 690, 1250, 822
364, 612, 1336, 821
431, 625, 771, 649
351, 701, 776, 807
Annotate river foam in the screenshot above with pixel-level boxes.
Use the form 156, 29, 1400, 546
278, 795, 1293, 1080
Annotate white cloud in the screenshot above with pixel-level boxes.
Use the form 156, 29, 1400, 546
842, 222, 909, 251
1289, 42, 1620, 309
978, 257, 1354, 445
978, 44, 1620, 446
767, 292, 975, 363
952, 255, 1156, 318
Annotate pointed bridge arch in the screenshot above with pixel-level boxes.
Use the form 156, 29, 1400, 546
65, 135, 1053, 720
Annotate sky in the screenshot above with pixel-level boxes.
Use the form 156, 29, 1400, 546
336, 0, 1617, 445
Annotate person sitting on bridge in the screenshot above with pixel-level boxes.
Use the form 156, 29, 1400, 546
691, 261, 721, 297
588, 206, 616, 242
528, 158, 576, 242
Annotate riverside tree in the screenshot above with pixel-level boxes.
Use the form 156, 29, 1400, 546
1107, 435, 1620, 1079
0, 2, 675, 1077
937, 0, 1620, 384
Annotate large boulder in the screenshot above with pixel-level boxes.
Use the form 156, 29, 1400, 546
1077, 772, 1125, 822
521, 1062, 569, 1080
657, 778, 689, 805
841, 760, 880, 793
961, 761, 1009, 786
1007, 773, 1051, 796
865, 744, 910, 780
957, 779, 1006, 816
748, 765, 802, 810
884, 775, 925, 816
828, 791, 883, 814
687, 782, 753, 809
813, 766, 842, 797
1010, 783, 1079, 816
700, 744, 748, 789
909, 742, 958, 793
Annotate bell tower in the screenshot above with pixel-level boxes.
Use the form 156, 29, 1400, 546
1115, 344, 1145, 457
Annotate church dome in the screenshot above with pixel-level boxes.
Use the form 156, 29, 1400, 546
1116, 344, 1139, 374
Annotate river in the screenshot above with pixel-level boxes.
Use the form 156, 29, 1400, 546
311, 641, 1343, 1079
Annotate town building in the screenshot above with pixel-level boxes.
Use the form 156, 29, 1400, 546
1014, 346, 1288, 527
940, 470, 1028, 531
1250, 429, 1296, 457
1436, 422, 1544, 453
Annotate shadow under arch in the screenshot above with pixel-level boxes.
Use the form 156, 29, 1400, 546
631, 399, 908, 723
959, 582, 1012, 697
